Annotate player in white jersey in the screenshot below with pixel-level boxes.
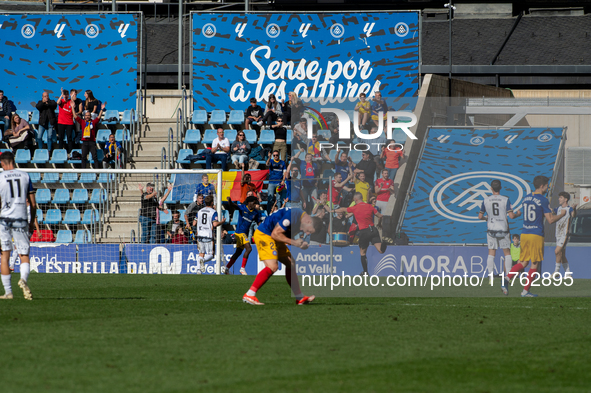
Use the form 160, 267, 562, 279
195, 195, 225, 273
554, 191, 576, 275
0, 152, 36, 300
478, 179, 521, 292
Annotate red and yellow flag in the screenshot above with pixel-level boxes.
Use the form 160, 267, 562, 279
209, 170, 269, 201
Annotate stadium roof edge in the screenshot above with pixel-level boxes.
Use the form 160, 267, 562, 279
422, 65, 591, 74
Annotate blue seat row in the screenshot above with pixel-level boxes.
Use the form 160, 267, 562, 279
182, 129, 292, 147
41, 209, 99, 225
15, 109, 134, 126
16, 148, 117, 165
30, 172, 114, 184
190, 110, 244, 126
36, 189, 107, 204
54, 229, 92, 244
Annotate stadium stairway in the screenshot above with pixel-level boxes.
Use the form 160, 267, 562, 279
102, 118, 176, 243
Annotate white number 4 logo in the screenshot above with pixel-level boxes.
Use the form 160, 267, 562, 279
54, 23, 66, 38
118, 23, 129, 38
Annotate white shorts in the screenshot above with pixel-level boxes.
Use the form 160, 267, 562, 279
487, 233, 510, 250
198, 240, 213, 256
556, 234, 567, 248
0, 220, 30, 255
375, 200, 389, 214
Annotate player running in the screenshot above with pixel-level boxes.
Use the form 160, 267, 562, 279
477, 179, 522, 293
0, 151, 36, 300
196, 195, 225, 273
334, 192, 387, 275
243, 207, 322, 306
225, 196, 262, 275
506, 176, 566, 297
554, 191, 576, 276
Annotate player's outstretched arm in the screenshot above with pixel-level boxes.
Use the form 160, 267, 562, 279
545, 209, 566, 224
508, 210, 521, 219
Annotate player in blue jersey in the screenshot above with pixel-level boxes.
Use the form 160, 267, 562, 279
506, 176, 566, 297
225, 196, 262, 275
243, 207, 323, 306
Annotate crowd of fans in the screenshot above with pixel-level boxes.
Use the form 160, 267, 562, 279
0, 88, 125, 170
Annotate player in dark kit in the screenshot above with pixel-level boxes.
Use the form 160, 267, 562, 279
334, 192, 387, 275
243, 207, 322, 306
224, 196, 262, 275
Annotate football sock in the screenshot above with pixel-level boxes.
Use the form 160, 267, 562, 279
20, 262, 30, 282
508, 263, 523, 281
504, 256, 512, 278
241, 257, 248, 269
286, 266, 303, 300
226, 257, 236, 269
563, 263, 570, 272
360, 256, 368, 273
555, 263, 561, 272
1, 274, 11, 294
248, 267, 274, 295
204, 254, 214, 263
486, 255, 495, 276
524, 268, 537, 291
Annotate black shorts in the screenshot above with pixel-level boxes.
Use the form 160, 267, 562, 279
358, 226, 381, 250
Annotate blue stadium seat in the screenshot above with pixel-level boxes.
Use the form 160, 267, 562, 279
89, 149, 105, 164
176, 149, 193, 164
16, 110, 29, 122
52, 189, 70, 204
71, 189, 89, 204
329, 149, 338, 161
160, 210, 172, 225
202, 129, 217, 145
392, 129, 408, 145
230, 210, 239, 226
221, 210, 230, 223
30, 110, 40, 125
258, 129, 275, 144
225, 129, 237, 142
41, 172, 59, 183
178, 209, 186, 222
55, 230, 73, 243
82, 209, 99, 224
0, 149, 10, 154
61, 173, 78, 183
36, 209, 43, 224
36, 189, 51, 204
79, 173, 97, 183
44, 209, 62, 225
193, 149, 208, 165
183, 129, 201, 145
29, 172, 41, 183
49, 149, 68, 164
121, 110, 134, 126
74, 230, 91, 244
349, 150, 363, 164
89, 189, 106, 204
68, 149, 82, 164
209, 110, 226, 125
286, 129, 292, 145
115, 129, 131, 144
243, 129, 257, 144
31, 149, 49, 164
97, 173, 115, 183
318, 129, 331, 140
63, 209, 81, 225
104, 110, 120, 125
96, 129, 111, 144
227, 110, 244, 125
191, 110, 207, 125
15, 149, 31, 164
164, 190, 176, 204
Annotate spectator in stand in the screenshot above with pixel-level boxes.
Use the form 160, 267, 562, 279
84, 90, 100, 120
258, 94, 282, 127
375, 169, 394, 213
206, 128, 230, 171
309, 205, 329, 245
354, 172, 371, 203
265, 150, 286, 212
165, 211, 183, 242
194, 174, 216, 201
103, 133, 123, 168
334, 151, 352, 183
307, 133, 329, 162
312, 191, 333, 216
185, 193, 205, 230
222, 229, 235, 245
73, 103, 106, 169
354, 150, 377, 186
371, 91, 388, 128
382, 139, 404, 182
240, 172, 260, 203
281, 96, 291, 126
6, 113, 33, 151
57, 88, 75, 152
156, 184, 173, 243
354, 92, 371, 128
70, 89, 84, 144
295, 149, 318, 211
292, 118, 308, 150
139, 182, 166, 244
331, 170, 354, 208
245, 98, 263, 131
368, 126, 387, 173
231, 130, 251, 170
270, 116, 288, 161
171, 227, 188, 245
0, 90, 11, 133
287, 92, 303, 127
35, 92, 58, 151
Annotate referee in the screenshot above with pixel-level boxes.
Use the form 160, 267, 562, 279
334, 192, 386, 274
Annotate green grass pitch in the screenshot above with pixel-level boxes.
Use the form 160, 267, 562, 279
1, 274, 590, 393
